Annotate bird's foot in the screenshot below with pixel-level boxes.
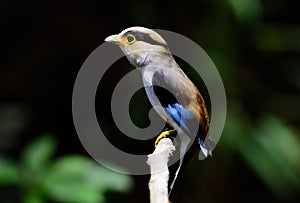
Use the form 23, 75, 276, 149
154, 129, 176, 148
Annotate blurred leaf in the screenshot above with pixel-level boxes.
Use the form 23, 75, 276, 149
80, 161, 133, 192
0, 156, 19, 185
238, 116, 300, 199
226, 0, 262, 23
23, 190, 45, 203
44, 155, 133, 203
21, 134, 56, 172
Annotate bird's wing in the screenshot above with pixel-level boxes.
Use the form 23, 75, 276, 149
142, 66, 213, 194
150, 67, 210, 139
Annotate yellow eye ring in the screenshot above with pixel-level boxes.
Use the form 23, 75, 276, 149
125, 34, 136, 44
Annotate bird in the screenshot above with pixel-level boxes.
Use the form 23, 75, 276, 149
105, 26, 215, 194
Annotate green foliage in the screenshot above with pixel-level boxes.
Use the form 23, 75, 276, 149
44, 156, 132, 203
242, 117, 300, 199
0, 135, 133, 203
22, 135, 56, 173
0, 156, 19, 184
226, 0, 263, 23
224, 103, 300, 200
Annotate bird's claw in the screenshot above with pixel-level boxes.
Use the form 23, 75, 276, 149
154, 129, 176, 148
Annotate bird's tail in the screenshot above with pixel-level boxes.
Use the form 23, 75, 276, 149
168, 132, 191, 196
198, 136, 216, 160
169, 159, 183, 197
168, 135, 216, 196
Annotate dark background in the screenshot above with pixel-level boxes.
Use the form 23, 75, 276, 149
1, 0, 300, 203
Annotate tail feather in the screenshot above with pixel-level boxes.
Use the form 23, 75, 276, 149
198, 136, 216, 160
168, 132, 191, 196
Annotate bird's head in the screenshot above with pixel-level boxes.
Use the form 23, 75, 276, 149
105, 27, 171, 67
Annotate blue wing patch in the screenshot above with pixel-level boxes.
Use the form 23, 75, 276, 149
166, 103, 213, 157
166, 103, 195, 133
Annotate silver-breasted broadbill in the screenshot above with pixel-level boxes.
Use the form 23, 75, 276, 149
105, 27, 215, 193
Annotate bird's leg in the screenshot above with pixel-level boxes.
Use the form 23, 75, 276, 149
154, 129, 176, 148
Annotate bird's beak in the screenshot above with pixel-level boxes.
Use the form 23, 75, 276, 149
105, 34, 121, 44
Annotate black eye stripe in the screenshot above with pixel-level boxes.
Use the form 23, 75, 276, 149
123, 31, 168, 50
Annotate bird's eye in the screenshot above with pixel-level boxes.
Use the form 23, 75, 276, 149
126, 34, 136, 44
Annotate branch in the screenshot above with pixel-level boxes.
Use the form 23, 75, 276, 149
147, 138, 175, 203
